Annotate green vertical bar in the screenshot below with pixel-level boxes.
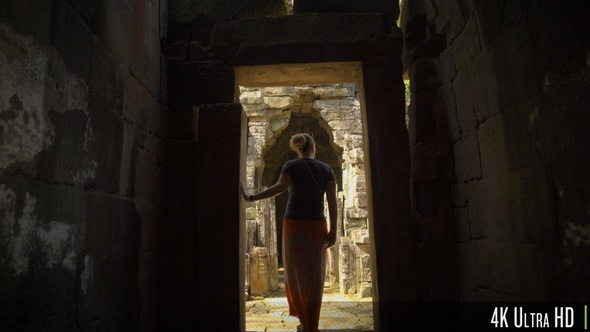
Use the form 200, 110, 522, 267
585, 304, 588, 330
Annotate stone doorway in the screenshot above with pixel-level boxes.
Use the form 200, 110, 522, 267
162, 9, 414, 331
237, 64, 375, 330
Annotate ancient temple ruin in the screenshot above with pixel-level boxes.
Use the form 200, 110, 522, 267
241, 84, 372, 298
2, 0, 590, 331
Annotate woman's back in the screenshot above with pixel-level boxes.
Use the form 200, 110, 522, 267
281, 158, 335, 221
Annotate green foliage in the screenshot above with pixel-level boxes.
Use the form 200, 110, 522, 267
404, 79, 411, 103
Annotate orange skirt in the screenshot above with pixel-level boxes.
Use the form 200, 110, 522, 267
282, 218, 328, 332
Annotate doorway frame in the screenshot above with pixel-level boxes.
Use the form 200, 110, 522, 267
234, 61, 417, 331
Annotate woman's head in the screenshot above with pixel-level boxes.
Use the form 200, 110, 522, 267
290, 133, 315, 156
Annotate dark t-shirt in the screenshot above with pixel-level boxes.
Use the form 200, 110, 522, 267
281, 158, 336, 221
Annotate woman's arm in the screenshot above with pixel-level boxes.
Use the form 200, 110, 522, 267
325, 180, 338, 248
240, 173, 291, 202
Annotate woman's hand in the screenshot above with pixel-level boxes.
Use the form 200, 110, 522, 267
240, 183, 250, 201
326, 228, 337, 248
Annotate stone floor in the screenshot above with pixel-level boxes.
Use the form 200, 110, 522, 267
246, 271, 374, 332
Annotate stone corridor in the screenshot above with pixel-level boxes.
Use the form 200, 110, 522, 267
1, 0, 589, 331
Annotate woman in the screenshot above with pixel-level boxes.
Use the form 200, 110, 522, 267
241, 133, 337, 332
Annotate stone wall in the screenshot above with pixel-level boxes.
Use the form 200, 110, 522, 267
0, 0, 166, 330
402, 0, 590, 302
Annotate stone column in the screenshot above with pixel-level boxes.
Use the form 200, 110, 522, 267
362, 54, 419, 330
256, 193, 279, 292
195, 103, 244, 331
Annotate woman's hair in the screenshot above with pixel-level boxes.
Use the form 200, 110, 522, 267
290, 133, 314, 154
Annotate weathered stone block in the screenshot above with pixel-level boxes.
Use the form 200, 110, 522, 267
90, 42, 126, 115
350, 228, 370, 244
339, 236, 356, 294
128, 0, 162, 100
359, 282, 372, 298
450, 17, 480, 72
455, 242, 476, 292
313, 87, 350, 98
314, 98, 357, 109
37, 105, 101, 188
435, 49, 457, 83
468, 166, 557, 246
474, 0, 525, 48
431, 85, 456, 144
467, 176, 511, 241
501, 100, 539, 171
169, 0, 287, 24
86, 192, 140, 257
139, 130, 163, 157
294, 0, 400, 23
269, 117, 289, 132
50, 1, 95, 79
88, 253, 140, 330
264, 109, 287, 122
477, 114, 508, 178
328, 119, 362, 133
476, 241, 548, 300
436, 143, 456, 182
434, 0, 466, 45
344, 218, 367, 230
262, 86, 297, 95
135, 148, 161, 208
249, 246, 269, 296
118, 122, 139, 197
211, 13, 388, 65
124, 74, 163, 135
478, 22, 536, 113
345, 207, 368, 219
349, 148, 364, 163
467, 50, 500, 123
438, 83, 461, 142
137, 206, 161, 252
353, 196, 367, 209
451, 183, 467, 207
355, 250, 371, 283
246, 207, 257, 220
47, 184, 89, 227
239, 91, 262, 104
452, 69, 477, 133
96, 0, 133, 66
319, 106, 359, 121
454, 207, 470, 243
507, 167, 558, 245
453, 130, 481, 183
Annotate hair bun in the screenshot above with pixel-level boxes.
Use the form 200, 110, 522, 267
290, 133, 309, 152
